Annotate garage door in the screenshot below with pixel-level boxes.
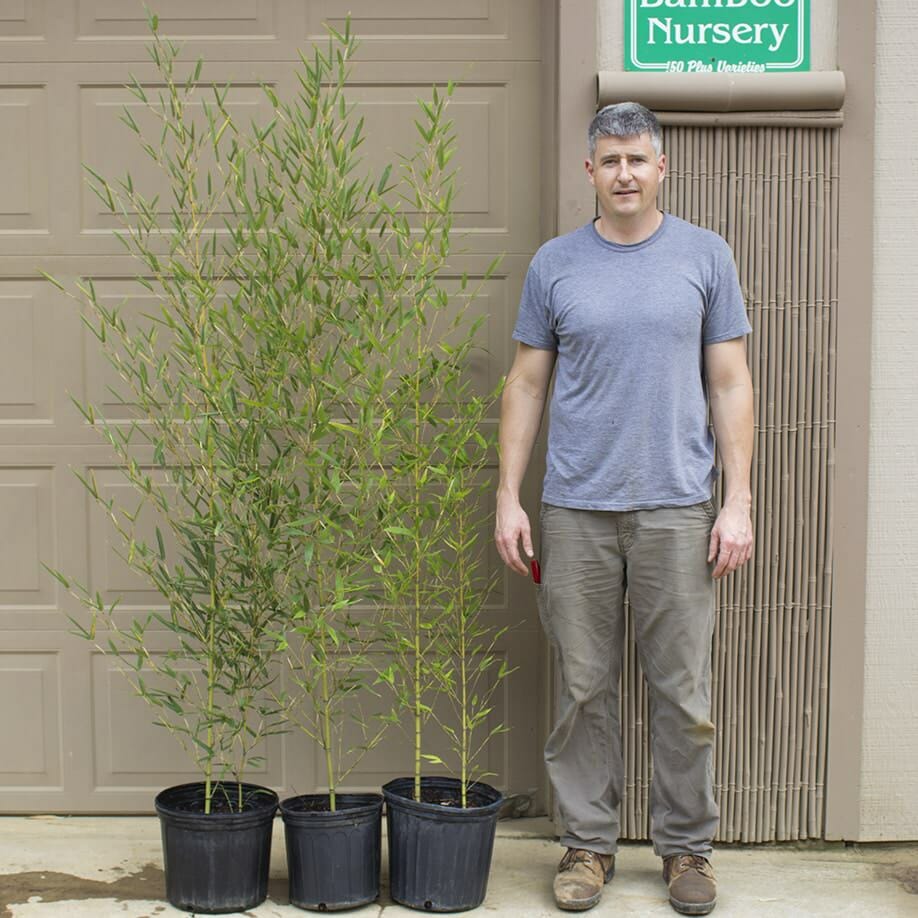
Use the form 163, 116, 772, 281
0, 0, 545, 813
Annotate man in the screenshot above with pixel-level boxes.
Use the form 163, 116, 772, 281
495, 102, 754, 915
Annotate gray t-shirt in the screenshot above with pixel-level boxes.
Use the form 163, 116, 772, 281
512, 214, 751, 511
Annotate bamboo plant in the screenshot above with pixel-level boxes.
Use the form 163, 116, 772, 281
43, 14, 308, 813
225, 23, 412, 811
432, 399, 515, 808
43, 9, 514, 815
370, 83, 513, 805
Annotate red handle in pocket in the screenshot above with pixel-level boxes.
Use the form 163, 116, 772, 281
530, 558, 542, 584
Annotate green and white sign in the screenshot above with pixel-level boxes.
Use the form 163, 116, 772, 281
626, 0, 810, 73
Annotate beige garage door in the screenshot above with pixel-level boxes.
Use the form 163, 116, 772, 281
0, 0, 545, 813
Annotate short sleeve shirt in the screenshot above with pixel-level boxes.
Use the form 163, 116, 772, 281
512, 214, 751, 510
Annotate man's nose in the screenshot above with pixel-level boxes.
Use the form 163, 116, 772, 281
617, 160, 632, 182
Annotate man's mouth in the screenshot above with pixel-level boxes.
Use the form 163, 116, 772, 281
614, 189, 638, 196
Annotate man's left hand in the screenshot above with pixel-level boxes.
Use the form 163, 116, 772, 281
708, 499, 753, 579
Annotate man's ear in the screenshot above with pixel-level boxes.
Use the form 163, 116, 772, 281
658, 152, 667, 181
585, 157, 596, 185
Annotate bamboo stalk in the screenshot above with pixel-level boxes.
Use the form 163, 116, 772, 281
772, 126, 793, 841
790, 125, 805, 838
749, 124, 763, 842
800, 128, 822, 838
764, 125, 784, 842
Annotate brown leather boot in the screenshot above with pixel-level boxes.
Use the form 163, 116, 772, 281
663, 854, 717, 915
553, 847, 615, 911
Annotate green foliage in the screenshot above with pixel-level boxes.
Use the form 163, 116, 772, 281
235, 22, 411, 810
43, 9, 513, 814
431, 398, 517, 808
42, 11, 309, 814
364, 76, 514, 805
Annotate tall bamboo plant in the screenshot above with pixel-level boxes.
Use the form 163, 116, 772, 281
43, 14, 310, 813
370, 84, 513, 804
222, 23, 413, 811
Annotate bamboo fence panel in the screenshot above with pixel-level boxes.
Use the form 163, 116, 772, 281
619, 125, 839, 842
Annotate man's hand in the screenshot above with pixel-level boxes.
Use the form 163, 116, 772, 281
495, 492, 534, 576
704, 337, 754, 580
708, 499, 753, 579
495, 343, 555, 577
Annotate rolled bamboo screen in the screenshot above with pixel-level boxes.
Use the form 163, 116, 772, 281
619, 125, 840, 843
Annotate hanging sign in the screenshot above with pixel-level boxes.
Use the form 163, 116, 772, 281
625, 0, 810, 73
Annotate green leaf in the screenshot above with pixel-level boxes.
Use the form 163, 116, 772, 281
384, 526, 414, 538
38, 271, 66, 292
42, 564, 71, 590
376, 163, 392, 195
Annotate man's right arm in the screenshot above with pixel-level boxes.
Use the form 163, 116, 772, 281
495, 342, 557, 575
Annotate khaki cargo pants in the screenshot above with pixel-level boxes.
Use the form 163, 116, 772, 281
537, 500, 719, 858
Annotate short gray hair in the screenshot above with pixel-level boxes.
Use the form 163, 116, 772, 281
588, 102, 662, 158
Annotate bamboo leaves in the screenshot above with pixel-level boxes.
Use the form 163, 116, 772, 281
43, 11, 300, 813
367, 78, 515, 806
43, 11, 514, 817
248, 22, 406, 812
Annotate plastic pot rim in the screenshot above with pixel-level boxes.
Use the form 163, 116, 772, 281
155, 781, 278, 831
279, 792, 383, 824
382, 776, 503, 820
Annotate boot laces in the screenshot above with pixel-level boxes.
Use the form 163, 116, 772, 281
559, 849, 599, 872
674, 854, 714, 878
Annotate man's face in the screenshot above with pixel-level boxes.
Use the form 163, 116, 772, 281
585, 133, 666, 224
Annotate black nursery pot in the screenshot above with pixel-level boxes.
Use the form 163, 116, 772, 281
382, 777, 503, 913
154, 781, 278, 914
280, 793, 383, 911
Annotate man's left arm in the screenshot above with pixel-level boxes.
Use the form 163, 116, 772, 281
704, 337, 754, 579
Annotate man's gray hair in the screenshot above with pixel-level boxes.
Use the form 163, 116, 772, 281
588, 102, 662, 158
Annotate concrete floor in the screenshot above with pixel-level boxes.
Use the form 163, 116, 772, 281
1, 815, 916, 917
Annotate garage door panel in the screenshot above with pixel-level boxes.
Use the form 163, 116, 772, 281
311, 0, 495, 36
0, 467, 55, 609
79, 0, 279, 40
0, 69, 78, 260
0, 651, 62, 787
0, 279, 117, 449
310, 0, 539, 61
0, 0, 43, 39
0, 86, 49, 233
0, 633, 97, 811
0, 283, 56, 425
0, 450, 94, 637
